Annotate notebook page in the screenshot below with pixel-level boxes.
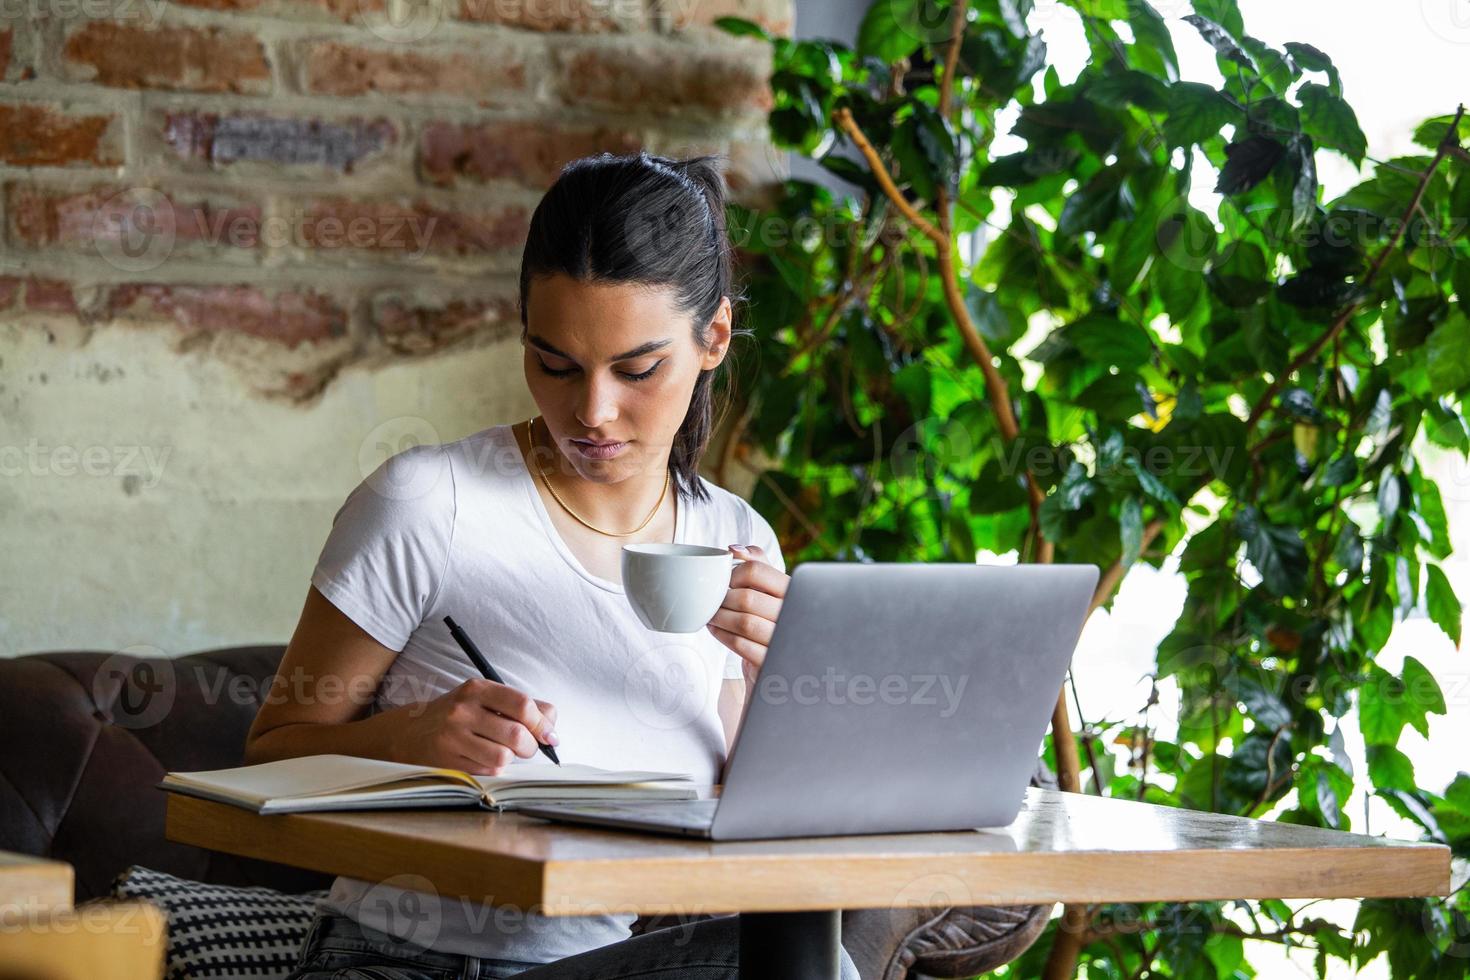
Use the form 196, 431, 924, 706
163, 754, 468, 806
472, 763, 693, 793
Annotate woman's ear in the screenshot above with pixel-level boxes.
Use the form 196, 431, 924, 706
701, 296, 733, 370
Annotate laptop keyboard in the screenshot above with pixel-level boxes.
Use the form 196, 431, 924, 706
547, 799, 718, 827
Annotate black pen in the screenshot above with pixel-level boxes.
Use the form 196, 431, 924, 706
443, 615, 561, 766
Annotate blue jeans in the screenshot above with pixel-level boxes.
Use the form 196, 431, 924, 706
287, 910, 861, 980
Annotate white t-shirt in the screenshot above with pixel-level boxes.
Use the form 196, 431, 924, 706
310, 422, 784, 962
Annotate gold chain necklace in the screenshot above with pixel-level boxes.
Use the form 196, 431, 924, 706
525, 417, 669, 537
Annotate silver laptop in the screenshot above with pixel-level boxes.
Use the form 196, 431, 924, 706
518, 562, 1098, 841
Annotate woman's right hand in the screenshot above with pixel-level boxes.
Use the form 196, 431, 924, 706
389, 679, 559, 775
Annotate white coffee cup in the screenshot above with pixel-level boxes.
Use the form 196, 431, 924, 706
621, 543, 739, 633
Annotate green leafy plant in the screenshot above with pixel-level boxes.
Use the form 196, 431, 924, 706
713, 0, 1470, 975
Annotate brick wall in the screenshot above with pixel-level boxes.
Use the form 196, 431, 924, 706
0, 0, 791, 401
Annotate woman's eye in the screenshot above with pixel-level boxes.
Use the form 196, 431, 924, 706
536, 357, 577, 377
620, 361, 664, 382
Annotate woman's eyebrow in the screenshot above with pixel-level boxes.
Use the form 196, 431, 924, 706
527, 335, 673, 362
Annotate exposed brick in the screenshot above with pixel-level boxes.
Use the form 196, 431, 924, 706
0, 28, 12, 78
163, 111, 397, 172
370, 292, 514, 354
0, 276, 20, 311
418, 121, 641, 189
557, 43, 771, 115
106, 283, 347, 347
62, 22, 271, 95
300, 41, 526, 102
296, 198, 528, 257
7, 184, 262, 252
0, 103, 125, 168
23, 277, 79, 315
455, 0, 642, 31
168, 0, 385, 18
667, 0, 793, 36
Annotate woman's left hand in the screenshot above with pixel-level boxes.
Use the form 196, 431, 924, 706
707, 544, 788, 677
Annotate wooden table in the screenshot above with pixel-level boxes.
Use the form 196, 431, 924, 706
0, 851, 73, 913
0, 851, 165, 980
168, 788, 1449, 979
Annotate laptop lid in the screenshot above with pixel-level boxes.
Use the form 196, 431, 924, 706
709, 562, 1098, 841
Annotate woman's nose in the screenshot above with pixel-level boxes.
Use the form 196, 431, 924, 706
575, 376, 619, 429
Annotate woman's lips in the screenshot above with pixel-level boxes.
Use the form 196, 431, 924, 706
572, 439, 627, 460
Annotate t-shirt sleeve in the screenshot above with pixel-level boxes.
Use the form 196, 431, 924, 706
310, 444, 456, 652
724, 502, 788, 680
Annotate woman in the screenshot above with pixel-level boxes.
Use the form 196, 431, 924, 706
245, 151, 861, 979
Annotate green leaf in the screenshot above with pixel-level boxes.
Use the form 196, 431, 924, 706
1359, 666, 1409, 745
1377, 469, 1401, 523
1120, 494, 1144, 567
1065, 315, 1153, 369
1113, 201, 1161, 291
1426, 314, 1470, 395
1317, 769, 1342, 828
1412, 113, 1470, 150
1182, 14, 1253, 69
1064, 0, 1128, 18
1366, 744, 1417, 792
1215, 136, 1287, 195
1402, 656, 1447, 726
965, 285, 1024, 349
1333, 523, 1364, 572
1425, 563, 1463, 646
1234, 506, 1307, 596
713, 16, 771, 41
1284, 41, 1340, 93
1164, 83, 1239, 148
1127, 0, 1179, 79
1298, 82, 1367, 165
1191, 0, 1244, 38
856, 0, 923, 64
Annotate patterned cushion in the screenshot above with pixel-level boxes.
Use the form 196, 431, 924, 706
111, 865, 325, 980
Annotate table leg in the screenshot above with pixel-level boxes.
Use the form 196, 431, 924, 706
738, 909, 841, 979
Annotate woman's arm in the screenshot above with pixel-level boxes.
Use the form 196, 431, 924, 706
244, 586, 399, 764
244, 585, 558, 774
710, 543, 788, 782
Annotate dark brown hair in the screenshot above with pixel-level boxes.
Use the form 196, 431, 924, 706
518, 151, 751, 503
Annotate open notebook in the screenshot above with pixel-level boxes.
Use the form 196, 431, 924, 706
159, 754, 698, 814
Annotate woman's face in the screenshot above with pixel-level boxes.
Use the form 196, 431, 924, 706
522, 273, 731, 485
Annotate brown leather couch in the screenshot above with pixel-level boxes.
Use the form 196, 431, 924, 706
0, 646, 1053, 978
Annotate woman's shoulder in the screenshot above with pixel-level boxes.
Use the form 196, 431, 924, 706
686, 475, 780, 548
359, 423, 516, 503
